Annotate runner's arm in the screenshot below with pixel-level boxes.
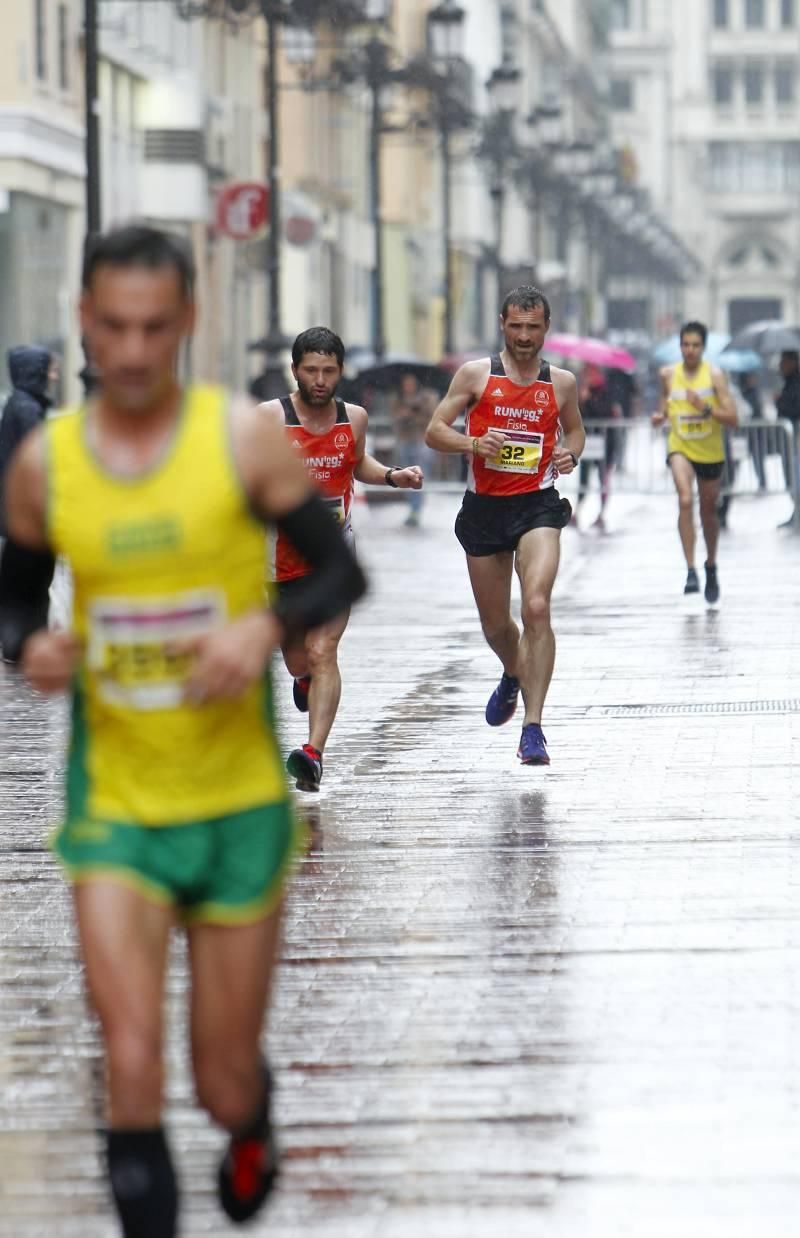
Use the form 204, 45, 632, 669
425, 361, 502, 458
233, 400, 366, 633
651, 367, 671, 427
710, 368, 738, 427
552, 372, 586, 474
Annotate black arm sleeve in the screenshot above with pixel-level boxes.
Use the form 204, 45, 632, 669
272, 492, 367, 635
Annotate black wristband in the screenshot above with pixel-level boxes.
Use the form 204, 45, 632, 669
568, 452, 579, 468
385, 468, 398, 488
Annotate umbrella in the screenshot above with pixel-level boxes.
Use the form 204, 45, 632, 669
348, 361, 452, 401
545, 334, 637, 373
716, 348, 762, 374
651, 331, 733, 365
727, 320, 800, 354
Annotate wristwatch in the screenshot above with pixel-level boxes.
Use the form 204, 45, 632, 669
385, 468, 399, 488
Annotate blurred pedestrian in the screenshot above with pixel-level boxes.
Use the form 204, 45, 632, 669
739, 371, 766, 492
775, 351, 800, 527
390, 373, 435, 527
0, 346, 57, 662
575, 365, 621, 531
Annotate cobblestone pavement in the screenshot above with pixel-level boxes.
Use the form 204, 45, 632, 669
1, 482, 799, 1237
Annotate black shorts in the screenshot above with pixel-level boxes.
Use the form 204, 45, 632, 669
454, 488, 572, 557
667, 453, 724, 482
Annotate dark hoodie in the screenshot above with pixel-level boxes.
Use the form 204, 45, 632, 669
0, 346, 51, 535
0, 348, 55, 659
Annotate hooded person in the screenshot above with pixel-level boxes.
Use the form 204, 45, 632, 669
0, 346, 57, 662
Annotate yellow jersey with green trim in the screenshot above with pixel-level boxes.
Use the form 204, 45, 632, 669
666, 360, 725, 464
46, 385, 286, 827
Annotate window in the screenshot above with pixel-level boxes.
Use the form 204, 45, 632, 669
611, 77, 634, 110
610, 0, 631, 29
782, 0, 795, 26
713, 64, 734, 105
710, 142, 800, 193
713, 0, 729, 27
58, 4, 69, 91
776, 62, 796, 104
35, 0, 47, 80
745, 0, 765, 27
744, 64, 764, 104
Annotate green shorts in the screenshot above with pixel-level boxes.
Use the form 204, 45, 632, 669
52, 800, 301, 926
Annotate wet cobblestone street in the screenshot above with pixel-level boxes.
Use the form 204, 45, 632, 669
1, 486, 799, 1237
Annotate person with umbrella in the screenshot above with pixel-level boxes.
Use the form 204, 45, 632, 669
775, 351, 800, 527
651, 320, 737, 602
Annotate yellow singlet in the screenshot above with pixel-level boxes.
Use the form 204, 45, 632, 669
666, 360, 725, 464
47, 385, 286, 827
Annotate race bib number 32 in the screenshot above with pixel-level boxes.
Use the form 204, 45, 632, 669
87, 589, 226, 710
486, 427, 544, 474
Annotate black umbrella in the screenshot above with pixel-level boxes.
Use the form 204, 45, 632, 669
727, 320, 800, 354
348, 361, 452, 402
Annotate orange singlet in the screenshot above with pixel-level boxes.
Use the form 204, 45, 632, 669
466, 354, 561, 496
274, 396, 358, 583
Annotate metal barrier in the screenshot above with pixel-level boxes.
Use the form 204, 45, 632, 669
558, 417, 797, 503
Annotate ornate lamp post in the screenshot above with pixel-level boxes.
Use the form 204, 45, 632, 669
482, 60, 521, 306
426, 0, 467, 355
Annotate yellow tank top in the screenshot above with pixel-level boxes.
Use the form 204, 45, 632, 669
666, 360, 725, 463
47, 385, 286, 827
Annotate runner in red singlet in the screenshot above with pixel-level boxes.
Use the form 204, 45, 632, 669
260, 327, 423, 791
425, 286, 585, 766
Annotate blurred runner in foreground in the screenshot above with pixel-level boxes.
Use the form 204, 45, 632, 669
4, 224, 365, 1238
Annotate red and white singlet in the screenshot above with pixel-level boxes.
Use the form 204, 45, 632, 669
274, 396, 358, 582
466, 355, 562, 496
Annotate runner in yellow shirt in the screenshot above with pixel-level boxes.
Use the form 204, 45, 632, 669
652, 321, 737, 603
3, 224, 365, 1238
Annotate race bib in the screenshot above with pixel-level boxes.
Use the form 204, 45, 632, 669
486, 427, 544, 474
87, 589, 226, 710
678, 413, 712, 441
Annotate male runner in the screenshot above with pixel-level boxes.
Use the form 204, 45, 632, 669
651, 321, 736, 602
260, 326, 423, 792
425, 286, 584, 766
3, 225, 365, 1238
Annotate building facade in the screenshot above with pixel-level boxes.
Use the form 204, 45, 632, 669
608, 0, 800, 333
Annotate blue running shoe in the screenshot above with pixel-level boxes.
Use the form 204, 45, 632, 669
517, 723, 550, 766
485, 672, 520, 726
292, 675, 311, 712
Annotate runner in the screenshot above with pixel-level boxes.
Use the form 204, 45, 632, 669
651, 321, 737, 601
260, 327, 423, 792
425, 285, 584, 766
3, 225, 365, 1238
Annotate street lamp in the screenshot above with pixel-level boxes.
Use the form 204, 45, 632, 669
426, 0, 466, 355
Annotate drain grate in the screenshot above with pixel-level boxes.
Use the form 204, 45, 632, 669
588, 699, 800, 718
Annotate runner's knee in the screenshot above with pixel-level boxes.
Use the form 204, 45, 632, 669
521, 592, 550, 630
306, 636, 340, 674
677, 491, 693, 513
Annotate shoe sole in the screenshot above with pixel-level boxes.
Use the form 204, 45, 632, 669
519, 755, 550, 766
286, 752, 321, 792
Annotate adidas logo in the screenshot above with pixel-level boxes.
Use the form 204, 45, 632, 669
492, 387, 504, 396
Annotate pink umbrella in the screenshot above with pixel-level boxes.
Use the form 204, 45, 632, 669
545, 334, 636, 373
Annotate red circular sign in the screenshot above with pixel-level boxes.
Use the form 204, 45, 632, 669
216, 183, 269, 240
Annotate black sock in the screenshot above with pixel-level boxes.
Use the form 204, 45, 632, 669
106, 1127, 178, 1238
